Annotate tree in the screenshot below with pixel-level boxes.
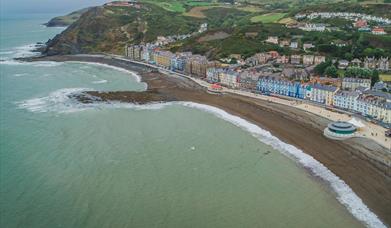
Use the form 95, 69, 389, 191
325, 65, 338, 78
344, 53, 353, 61
345, 67, 372, 78
371, 70, 379, 86
314, 60, 332, 75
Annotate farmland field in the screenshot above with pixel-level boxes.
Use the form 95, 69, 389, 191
144, 0, 186, 12
380, 74, 391, 82
250, 13, 287, 23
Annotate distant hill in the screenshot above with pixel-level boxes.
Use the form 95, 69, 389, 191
44, 8, 91, 27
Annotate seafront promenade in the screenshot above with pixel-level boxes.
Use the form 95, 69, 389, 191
102, 54, 390, 151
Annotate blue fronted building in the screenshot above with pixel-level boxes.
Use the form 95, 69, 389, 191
257, 77, 307, 99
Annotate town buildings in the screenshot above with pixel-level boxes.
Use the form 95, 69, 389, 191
372, 27, 386, 35
310, 84, 339, 106
314, 56, 326, 65
338, 59, 350, 69
342, 78, 371, 91
303, 43, 315, 51
333, 90, 361, 110
265, 36, 279, 44
303, 55, 314, 65
354, 19, 367, 28
290, 41, 299, 49
290, 55, 301, 65
257, 77, 307, 99
299, 23, 326, 32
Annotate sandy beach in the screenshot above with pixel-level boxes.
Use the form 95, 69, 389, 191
28, 54, 391, 227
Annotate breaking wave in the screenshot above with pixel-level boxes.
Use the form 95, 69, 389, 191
15, 87, 385, 228
16, 88, 171, 113
68, 61, 142, 83
0, 43, 62, 67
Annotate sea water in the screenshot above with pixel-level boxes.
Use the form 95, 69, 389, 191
0, 15, 379, 228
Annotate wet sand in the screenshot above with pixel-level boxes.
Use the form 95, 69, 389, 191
29, 55, 391, 226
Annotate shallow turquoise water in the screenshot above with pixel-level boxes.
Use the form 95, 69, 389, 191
0, 15, 362, 228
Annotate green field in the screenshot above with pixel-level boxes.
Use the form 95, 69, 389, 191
380, 74, 391, 82
185, 1, 213, 7
143, 0, 186, 13
250, 13, 286, 23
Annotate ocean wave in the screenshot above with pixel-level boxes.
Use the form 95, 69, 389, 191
13, 73, 29, 77
16, 88, 92, 113
14, 90, 386, 227
16, 88, 170, 113
0, 59, 63, 67
13, 43, 41, 58
0, 51, 15, 55
178, 102, 386, 228
92, 79, 108, 84
67, 61, 142, 83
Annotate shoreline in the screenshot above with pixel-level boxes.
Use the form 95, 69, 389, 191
26, 54, 391, 227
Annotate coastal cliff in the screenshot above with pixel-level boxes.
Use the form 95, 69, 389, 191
44, 8, 90, 27
43, 4, 201, 56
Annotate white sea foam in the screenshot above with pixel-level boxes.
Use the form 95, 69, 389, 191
15, 89, 386, 227
13, 43, 41, 58
0, 43, 61, 67
16, 88, 170, 113
16, 88, 92, 113
13, 73, 29, 77
67, 61, 142, 83
92, 79, 108, 84
0, 51, 14, 55
0, 59, 63, 67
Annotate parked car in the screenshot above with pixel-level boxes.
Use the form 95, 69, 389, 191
386, 129, 391, 137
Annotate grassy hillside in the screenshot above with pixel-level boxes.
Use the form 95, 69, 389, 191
44, 8, 90, 27
44, 4, 202, 55
44, 0, 391, 58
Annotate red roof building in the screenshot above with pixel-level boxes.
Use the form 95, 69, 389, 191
354, 19, 367, 28
268, 51, 279, 59
372, 27, 386, 35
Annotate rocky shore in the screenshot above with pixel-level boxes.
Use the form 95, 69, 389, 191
28, 54, 391, 227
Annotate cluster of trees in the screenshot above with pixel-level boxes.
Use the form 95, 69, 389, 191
314, 61, 379, 85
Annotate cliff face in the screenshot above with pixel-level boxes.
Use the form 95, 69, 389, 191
44, 7, 128, 55
43, 4, 202, 56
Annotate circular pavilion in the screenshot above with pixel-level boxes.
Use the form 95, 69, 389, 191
324, 121, 357, 140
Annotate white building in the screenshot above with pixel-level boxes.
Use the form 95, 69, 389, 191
219, 70, 239, 88
342, 78, 371, 91
266, 36, 279, 44
333, 90, 360, 110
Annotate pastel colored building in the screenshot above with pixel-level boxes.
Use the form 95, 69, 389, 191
303, 55, 314, 65
219, 70, 240, 88
342, 78, 371, 91
314, 56, 326, 65
310, 84, 339, 106
257, 77, 307, 99
290, 55, 301, 65
153, 50, 175, 68
333, 90, 360, 110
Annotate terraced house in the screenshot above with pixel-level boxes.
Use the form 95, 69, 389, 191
353, 91, 391, 124
257, 77, 307, 99
310, 84, 339, 106
342, 78, 371, 91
